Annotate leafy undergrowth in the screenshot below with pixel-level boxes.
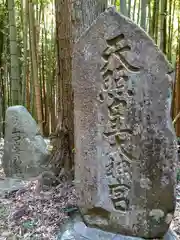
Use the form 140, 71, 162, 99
0, 180, 77, 239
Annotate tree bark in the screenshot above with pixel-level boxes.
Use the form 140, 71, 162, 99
21, 0, 28, 106
8, 0, 21, 105
140, 0, 148, 30
173, 16, 180, 136
72, 0, 107, 42
50, 0, 107, 179
154, 0, 160, 43
120, 0, 128, 17
29, 1, 43, 134
128, 0, 131, 18
132, 0, 137, 21
160, 0, 167, 53
51, 0, 73, 177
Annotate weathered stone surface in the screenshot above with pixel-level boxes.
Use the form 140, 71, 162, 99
2, 106, 50, 179
0, 178, 28, 197
73, 7, 177, 239
58, 220, 178, 240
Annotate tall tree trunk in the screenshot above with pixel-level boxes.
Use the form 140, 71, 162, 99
148, 0, 151, 35
149, 0, 158, 40
173, 14, 180, 136
167, 0, 172, 61
21, 0, 28, 106
168, 0, 175, 62
50, 0, 107, 178
0, 6, 4, 137
128, 0, 131, 18
29, 1, 43, 134
160, 0, 167, 53
120, 0, 128, 17
137, 0, 141, 25
26, 64, 30, 111
51, 0, 73, 176
154, 0, 160, 43
72, 0, 107, 42
140, 0, 148, 30
0, 5, 5, 69
8, 0, 21, 105
132, 0, 137, 21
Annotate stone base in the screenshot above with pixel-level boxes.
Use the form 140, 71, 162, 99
58, 218, 178, 240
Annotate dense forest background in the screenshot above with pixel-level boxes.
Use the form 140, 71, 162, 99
0, 0, 179, 139
0, 2, 179, 238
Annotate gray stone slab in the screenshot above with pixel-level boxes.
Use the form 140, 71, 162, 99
73, 7, 177, 239
2, 106, 50, 179
58, 221, 178, 240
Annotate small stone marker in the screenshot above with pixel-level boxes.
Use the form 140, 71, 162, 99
73, 7, 177, 239
2, 106, 50, 179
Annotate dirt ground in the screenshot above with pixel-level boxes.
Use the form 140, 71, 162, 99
0, 139, 78, 239
0, 179, 77, 239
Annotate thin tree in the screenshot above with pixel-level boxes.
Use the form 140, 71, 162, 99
173, 11, 180, 136
72, 0, 107, 41
140, 0, 148, 30
132, 0, 137, 21
167, 0, 175, 62
8, 0, 21, 105
51, 0, 73, 178
120, 0, 128, 17
128, 0, 131, 18
29, 0, 43, 134
149, 0, 158, 40
160, 0, 168, 53
154, 0, 160, 43
0, 4, 5, 137
21, 0, 28, 106
137, 0, 141, 24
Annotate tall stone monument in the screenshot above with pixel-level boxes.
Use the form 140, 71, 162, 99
62, 7, 178, 240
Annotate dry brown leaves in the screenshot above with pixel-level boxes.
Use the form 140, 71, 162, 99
1, 180, 77, 239
171, 184, 180, 238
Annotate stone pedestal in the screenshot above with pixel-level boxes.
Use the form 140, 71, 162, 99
58, 220, 178, 240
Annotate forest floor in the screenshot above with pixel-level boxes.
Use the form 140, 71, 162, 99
0, 139, 78, 239
170, 186, 180, 237
0, 139, 179, 239
0, 179, 77, 239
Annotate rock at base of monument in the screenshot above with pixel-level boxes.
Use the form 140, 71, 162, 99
58, 220, 178, 240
